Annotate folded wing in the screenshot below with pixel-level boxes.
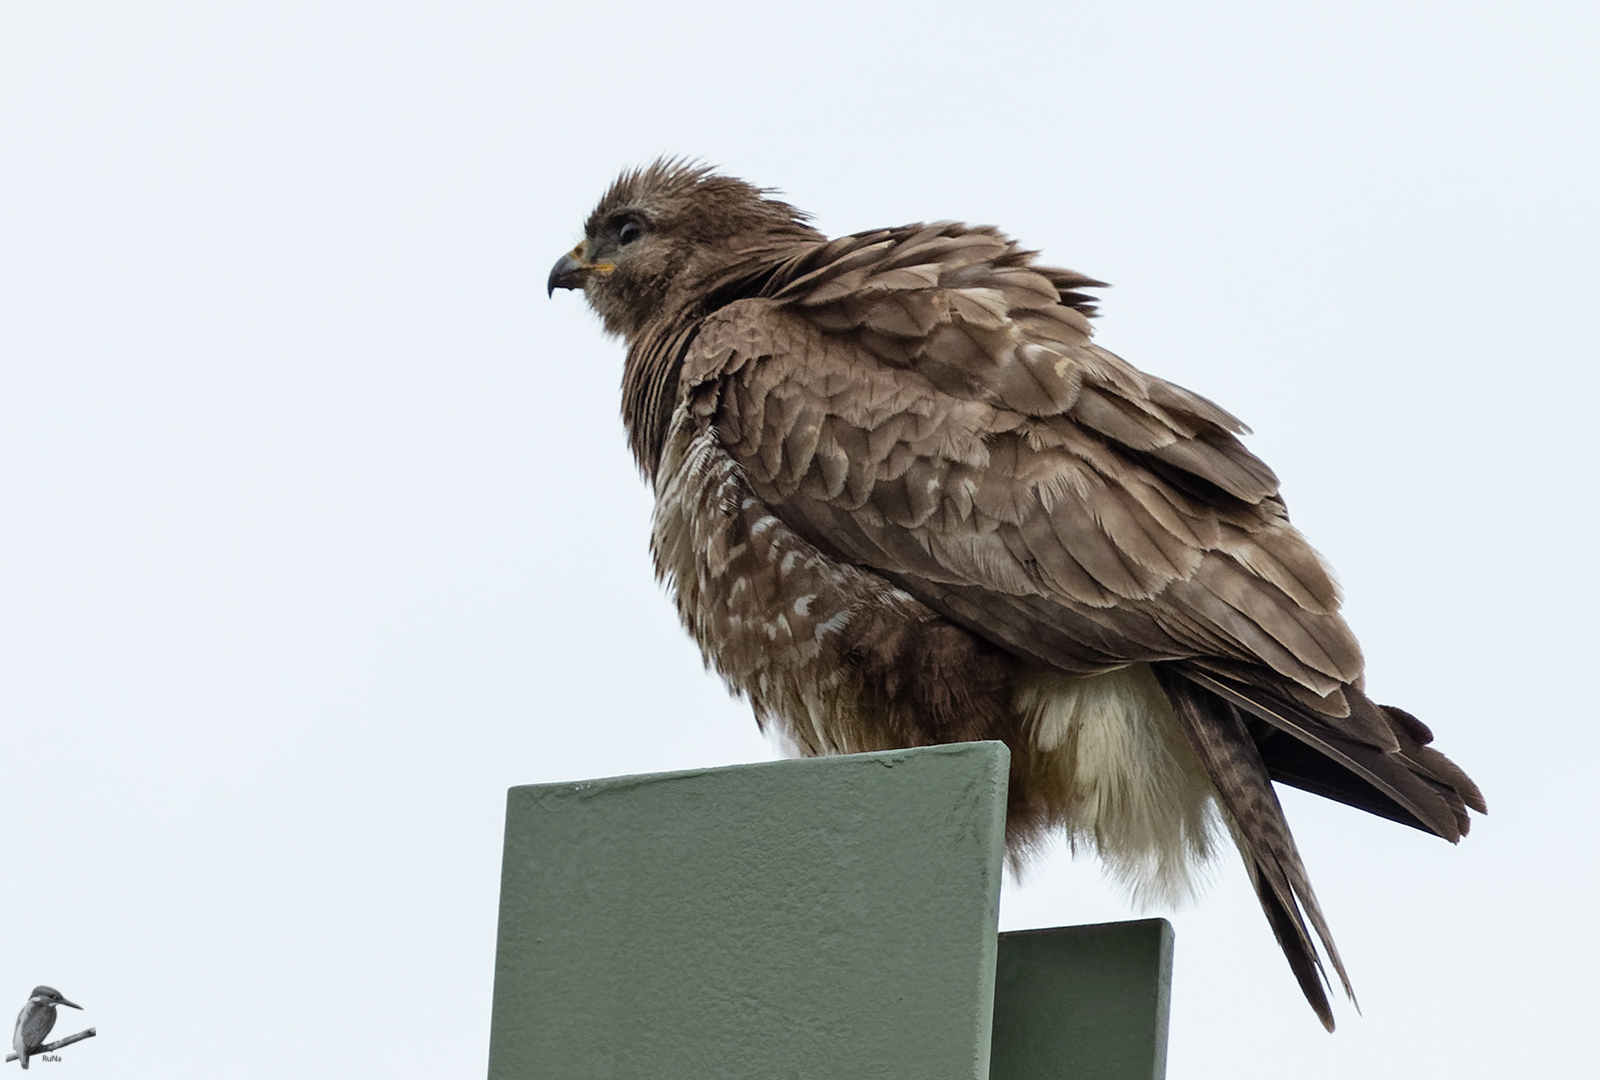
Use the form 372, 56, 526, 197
679, 222, 1480, 836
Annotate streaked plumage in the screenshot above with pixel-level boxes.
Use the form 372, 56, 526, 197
12, 986, 80, 1070
548, 161, 1484, 1029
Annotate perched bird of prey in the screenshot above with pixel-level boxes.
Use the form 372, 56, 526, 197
12, 986, 80, 1069
548, 161, 1484, 1029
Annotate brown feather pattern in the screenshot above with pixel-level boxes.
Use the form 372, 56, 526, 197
556, 162, 1484, 1028
1156, 666, 1353, 1032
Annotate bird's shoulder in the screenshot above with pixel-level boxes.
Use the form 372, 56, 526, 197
681, 223, 1285, 532
685, 222, 1268, 494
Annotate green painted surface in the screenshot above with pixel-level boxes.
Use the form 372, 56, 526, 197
488, 743, 1011, 1080
989, 919, 1173, 1080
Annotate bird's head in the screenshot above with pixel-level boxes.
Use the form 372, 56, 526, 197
28, 987, 80, 1010
548, 159, 822, 341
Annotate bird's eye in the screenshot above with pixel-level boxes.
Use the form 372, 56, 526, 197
618, 221, 642, 246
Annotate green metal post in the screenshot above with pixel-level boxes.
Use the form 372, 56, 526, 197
487, 743, 1173, 1079
990, 920, 1174, 1080
488, 743, 1011, 1079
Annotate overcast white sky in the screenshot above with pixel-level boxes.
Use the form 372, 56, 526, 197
2, 2, 1595, 1077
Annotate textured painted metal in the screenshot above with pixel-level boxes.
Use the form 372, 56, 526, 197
488, 743, 1011, 1080
989, 919, 1174, 1080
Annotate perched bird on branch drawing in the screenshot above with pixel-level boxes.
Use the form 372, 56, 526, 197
548, 160, 1484, 1029
10, 986, 83, 1070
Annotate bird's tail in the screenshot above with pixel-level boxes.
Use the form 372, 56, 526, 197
1154, 665, 1352, 1031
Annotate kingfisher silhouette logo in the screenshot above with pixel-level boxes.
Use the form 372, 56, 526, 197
6, 988, 94, 1069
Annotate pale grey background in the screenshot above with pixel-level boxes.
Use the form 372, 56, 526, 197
2, 2, 1594, 1076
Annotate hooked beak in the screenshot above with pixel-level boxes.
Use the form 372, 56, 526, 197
547, 246, 614, 298
547, 250, 585, 297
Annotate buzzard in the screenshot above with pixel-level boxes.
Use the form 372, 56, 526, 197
547, 161, 1483, 1029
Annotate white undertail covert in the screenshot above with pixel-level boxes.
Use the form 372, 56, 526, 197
1015, 663, 1223, 906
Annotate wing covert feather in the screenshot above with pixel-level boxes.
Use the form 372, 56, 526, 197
682, 234, 1358, 692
